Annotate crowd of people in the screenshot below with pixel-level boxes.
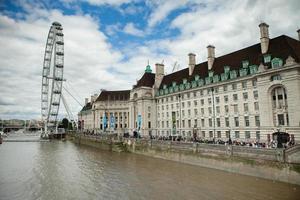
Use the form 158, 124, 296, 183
79, 130, 296, 149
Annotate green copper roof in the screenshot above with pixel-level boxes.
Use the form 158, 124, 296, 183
145, 64, 152, 73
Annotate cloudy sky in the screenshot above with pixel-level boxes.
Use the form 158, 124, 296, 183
0, 0, 299, 120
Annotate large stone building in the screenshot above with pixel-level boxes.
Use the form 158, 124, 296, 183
79, 23, 300, 142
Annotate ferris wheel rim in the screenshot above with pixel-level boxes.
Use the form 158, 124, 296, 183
41, 22, 64, 129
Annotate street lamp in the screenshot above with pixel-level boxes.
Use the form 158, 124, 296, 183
211, 87, 216, 143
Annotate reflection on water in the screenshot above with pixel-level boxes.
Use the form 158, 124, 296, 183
0, 141, 299, 200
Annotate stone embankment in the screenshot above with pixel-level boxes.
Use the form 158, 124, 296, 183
67, 133, 300, 185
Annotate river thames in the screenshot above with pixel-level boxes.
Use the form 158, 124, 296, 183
0, 141, 299, 200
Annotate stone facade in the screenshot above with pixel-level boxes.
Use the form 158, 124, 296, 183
78, 23, 300, 142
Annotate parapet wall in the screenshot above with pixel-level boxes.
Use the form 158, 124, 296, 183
68, 134, 300, 185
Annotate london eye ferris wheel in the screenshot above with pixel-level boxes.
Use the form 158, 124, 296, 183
41, 22, 64, 136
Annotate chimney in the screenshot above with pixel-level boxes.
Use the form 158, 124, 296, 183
85, 98, 88, 105
188, 53, 196, 76
297, 29, 300, 41
91, 95, 95, 102
154, 63, 164, 89
207, 45, 215, 70
259, 22, 269, 54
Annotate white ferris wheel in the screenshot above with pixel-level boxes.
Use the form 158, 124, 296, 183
41, 22, 64, 136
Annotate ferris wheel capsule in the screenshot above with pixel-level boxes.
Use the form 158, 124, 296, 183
41, 22, 64, 137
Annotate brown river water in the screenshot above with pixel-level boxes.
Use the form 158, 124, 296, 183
0, 140, 299, 200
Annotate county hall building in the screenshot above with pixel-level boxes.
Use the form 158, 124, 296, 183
78, 23, 300, 143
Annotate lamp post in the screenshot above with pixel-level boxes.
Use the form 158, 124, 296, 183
178, 93, 182, 139
211, 87, 216, 143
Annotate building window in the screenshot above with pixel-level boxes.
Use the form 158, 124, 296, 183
182, 110, 184, 117
233, 104, 238, 113
224, 95, 228, 103
225, 131, 230, 138
182, 120, 185, 128
271, 74, 282, 81
193, 92, 197, 98
216, 106, 220, 114
217, 131, 221, 138
253, 91, 258, 99
256, 131, 260, 140
217, 118, 220, 127
182, 102, 185, 108
271, 58, 283, 68
209, 119, 212, 127
264, 54, 271, 63
188, 109, 191, 117
200, 90, 203, 96
225, 105, 229, 113
244, 103, 249, 112
188, 120, 191, 128
202, 131, 205, 137
255, 116, 260, 126
194, 100, 197, 106
233, 94, 238, 101
166, 105, 169, 110
209, 131, 213, 138
225, 117, 229, 127
235, 131, 240, 139
243, 92, 248, 100
201, 119, 205, 127
208, 107, 212, 115
194, 119, 197, 127
252, 79, 257, 87
208, 98, 212, 104
242, 81, 247, 89
254, 102, 259, 110
166, 121, 169, 128
194, 109, 198, 116
223, 85, 228, 92
232, 83, 237, 90
187, 101, 191, 107
215, 87, 219, 93
244, 116, 250, 127
215, 97, 220, 104
201, 99, 204, 105
234, 117, 239, 127
245, 131, 251, 139
278, 114, 285, 125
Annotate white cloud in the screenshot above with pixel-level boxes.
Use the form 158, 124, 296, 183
123, 22, 144, 37
147, 0, 189, 27
84, 0, 132, 6
0, 8, 127, 120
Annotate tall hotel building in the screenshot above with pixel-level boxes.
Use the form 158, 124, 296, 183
79, 23, 300, 142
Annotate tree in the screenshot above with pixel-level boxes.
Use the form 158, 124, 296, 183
61, 118, 69, 130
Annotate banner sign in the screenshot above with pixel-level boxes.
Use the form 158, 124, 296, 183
102, 113, 107, 130
137, 114, 142, 130
110, 114, 115, 129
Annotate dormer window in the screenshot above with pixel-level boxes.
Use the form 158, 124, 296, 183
195, 75, 199, 81
163, 84, 167, 89
208, 70, 214, 77
264, 54, 271, 63
224, 66, 230, 73
249, 65, 258, 74
183, 79, 187, 84
242, 60, 249, 68
271, 58, 283, 68
172, 82, 176, 87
